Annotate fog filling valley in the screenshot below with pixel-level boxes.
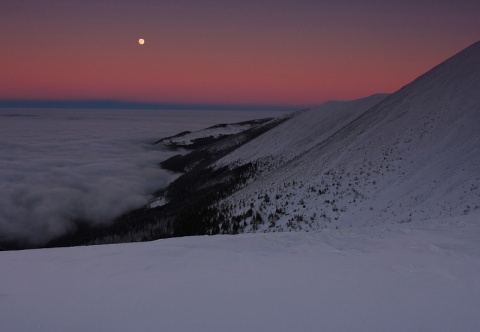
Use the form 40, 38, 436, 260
0, 108, 283, 246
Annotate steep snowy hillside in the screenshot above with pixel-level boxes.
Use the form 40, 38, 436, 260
214, 40, 480, 233
215, 94, 388, 175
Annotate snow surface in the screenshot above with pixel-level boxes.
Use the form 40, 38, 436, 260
147, 196, 168, 208
1, 216, 480, 332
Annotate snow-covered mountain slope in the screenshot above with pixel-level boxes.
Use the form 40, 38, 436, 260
2, 217, 480, 332
215, 94, 388, 174
213, 40, 480, 233
155, 118, 272, 149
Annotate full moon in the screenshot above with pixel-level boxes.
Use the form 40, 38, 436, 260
138, 38, 145, 45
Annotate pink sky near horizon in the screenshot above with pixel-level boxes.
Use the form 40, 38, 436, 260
1, 0, 479, 107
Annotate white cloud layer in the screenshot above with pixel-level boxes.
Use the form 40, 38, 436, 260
0, 108, 284, 246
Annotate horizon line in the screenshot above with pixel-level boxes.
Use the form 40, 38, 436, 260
0, 99, 305, 112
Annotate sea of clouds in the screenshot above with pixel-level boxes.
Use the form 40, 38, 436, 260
0, 108, 284, 246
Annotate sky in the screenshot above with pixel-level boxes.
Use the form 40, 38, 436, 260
1, 0, 479, 108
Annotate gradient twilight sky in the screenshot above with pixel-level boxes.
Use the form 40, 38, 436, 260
1, 0, 479, 108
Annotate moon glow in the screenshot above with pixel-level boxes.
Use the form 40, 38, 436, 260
138, 38, 145, 45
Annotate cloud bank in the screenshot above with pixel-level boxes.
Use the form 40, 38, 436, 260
0, 108, 284, 247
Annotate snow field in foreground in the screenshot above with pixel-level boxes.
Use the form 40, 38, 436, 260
1, 214, 480, 332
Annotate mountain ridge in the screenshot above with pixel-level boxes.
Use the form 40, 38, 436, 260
214, 40, 480, 232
